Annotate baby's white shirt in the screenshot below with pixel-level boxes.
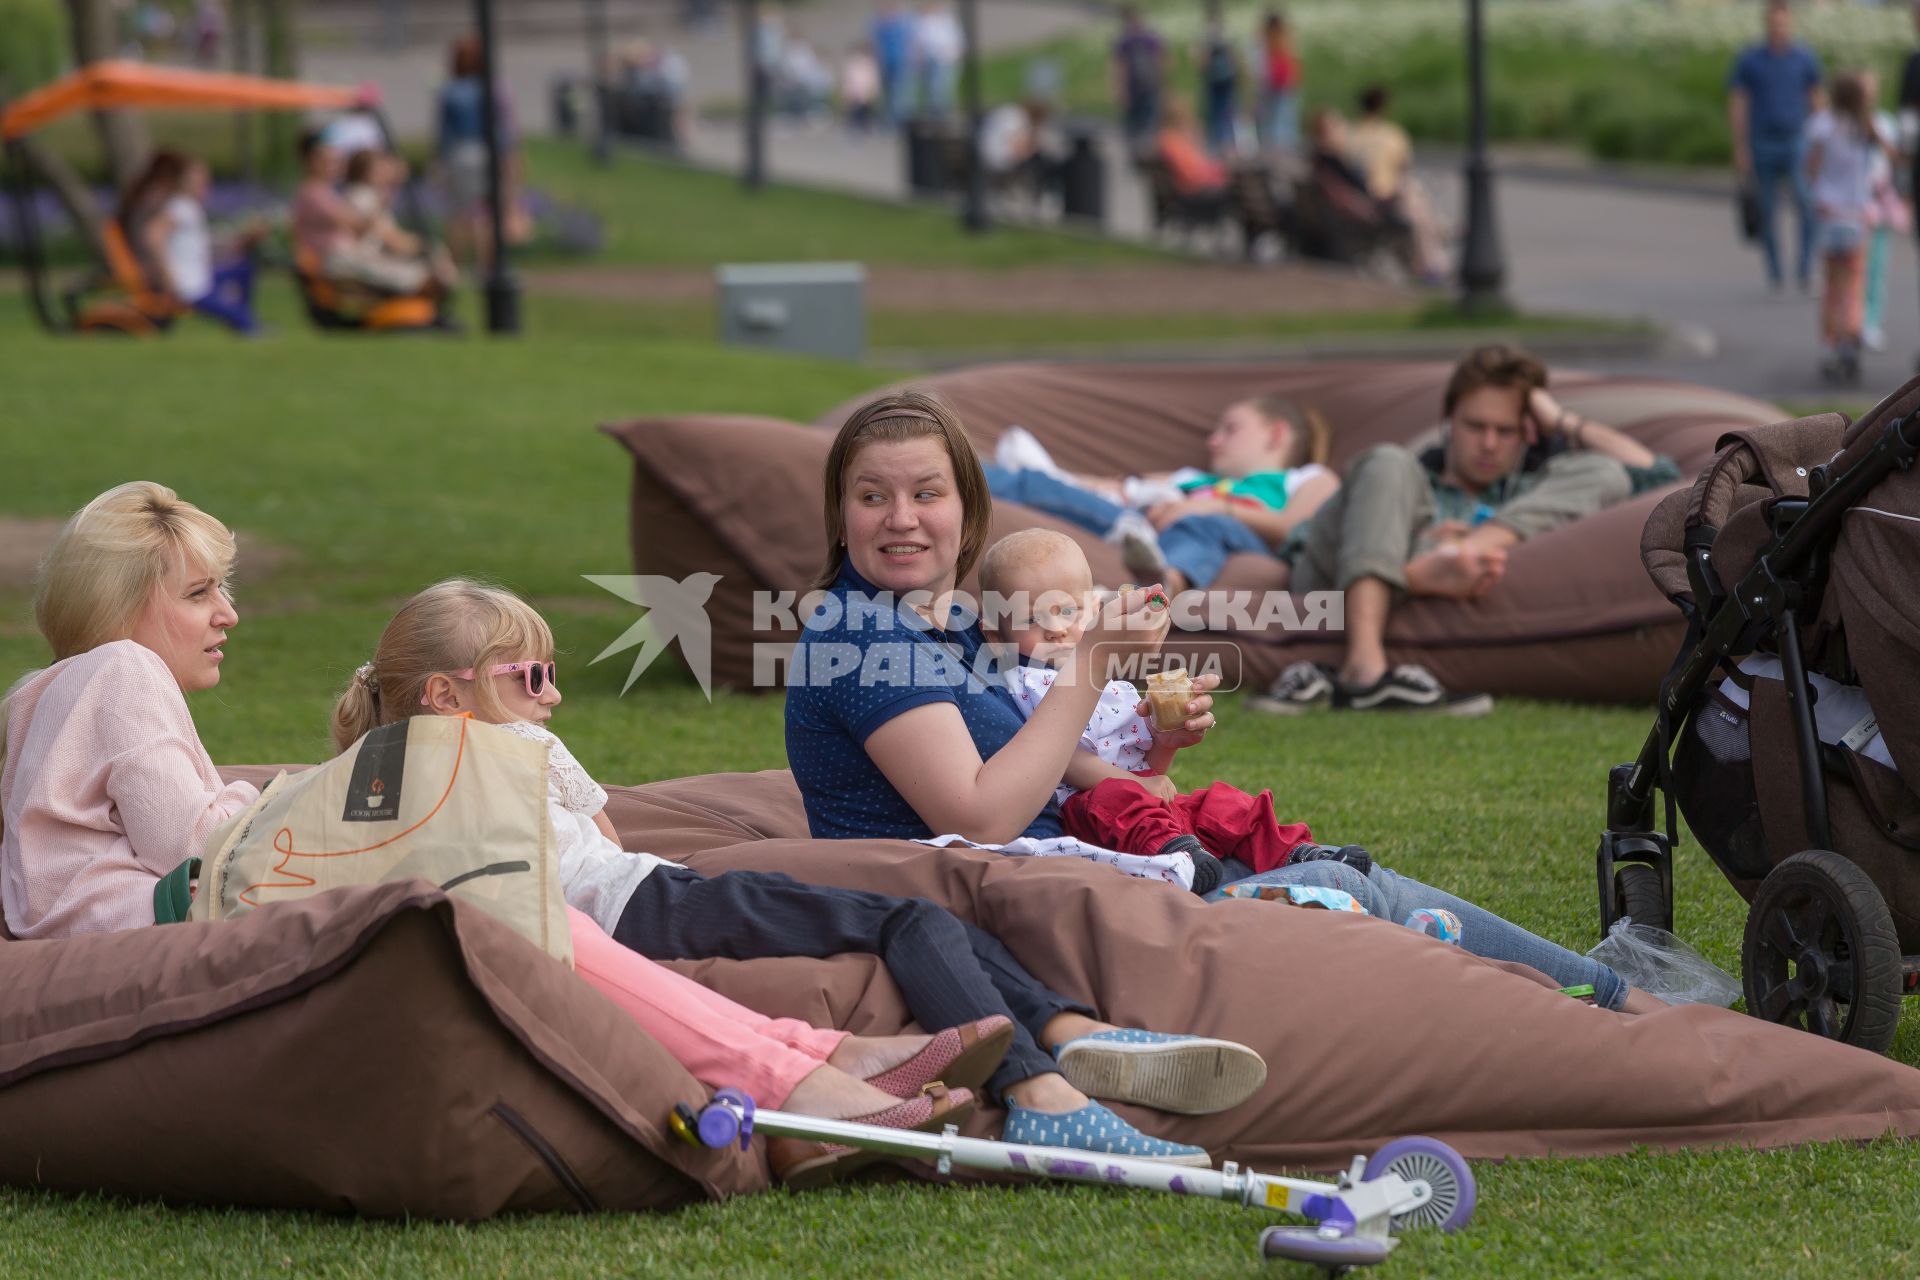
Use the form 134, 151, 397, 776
496, 719, 673, 933
1000, 663, 1154, 805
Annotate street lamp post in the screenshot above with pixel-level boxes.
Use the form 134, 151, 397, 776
1457, 0, 1507, 313
474, 0, 521, 333
586, 0, 610, 166
958, 0, 987, 233
741, 0, 768, 191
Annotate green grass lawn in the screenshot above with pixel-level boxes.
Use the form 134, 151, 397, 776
1, 297, 1917, 1277
521, 140, 1163, 271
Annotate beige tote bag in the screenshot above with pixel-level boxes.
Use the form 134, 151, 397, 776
191, 715, 572, 964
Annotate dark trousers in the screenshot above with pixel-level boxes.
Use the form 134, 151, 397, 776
613, 867, 1088, 1101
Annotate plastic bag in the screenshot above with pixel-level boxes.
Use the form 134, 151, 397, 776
1586, 918, 1741, 1008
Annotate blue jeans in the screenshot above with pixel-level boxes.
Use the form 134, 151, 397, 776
1259, 90, 1298, 152
1160, 513, 1271, 588
980, 463, 1125, 537
1124, 89, 1160, 148
1210, 857, 1628, 1010
1865, 223, 1891, 334
1204, 87, 1236, 153
190, 257, 258, 333
1750, 132, 1813, 288
920, 61, 957, 118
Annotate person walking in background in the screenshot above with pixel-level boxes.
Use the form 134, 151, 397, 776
1194, 1, 1241, 156
1728, 0, 1823, 293
1112, 5, 1166, 155
1861, 68, 1907, 353
1254, 8, 1299, 153
871, 1, 915, 125
1805, 70, 1892, 382
841, 41, 881, 133
191, 0, 224, 66
435, 34, 529, 266
910, 0, 964, 119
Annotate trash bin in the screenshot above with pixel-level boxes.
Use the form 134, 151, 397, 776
1061, 128, 1105, 227
904, 118, 953, 196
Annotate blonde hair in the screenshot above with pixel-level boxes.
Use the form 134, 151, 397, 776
976, 528, 1082, 602
3, 482, 234, 856
330, 578, 555, 754
34, 481, 236, 662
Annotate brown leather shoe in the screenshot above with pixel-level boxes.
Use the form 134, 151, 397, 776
769, 1082, 974, 1191
864, 1016, 1015, 1099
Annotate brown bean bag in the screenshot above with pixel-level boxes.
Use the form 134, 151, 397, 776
604, 769, 1920, 1165
8, 763, 1920, 1220
0, 878, 758, 1216
604, 360, 1782, 700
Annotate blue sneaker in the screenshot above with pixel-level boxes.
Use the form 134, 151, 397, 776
1002, 1101, 1211, 1167
1052, 1029, 1267, 1116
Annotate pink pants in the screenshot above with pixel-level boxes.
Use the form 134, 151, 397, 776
567, 907, 847, 1106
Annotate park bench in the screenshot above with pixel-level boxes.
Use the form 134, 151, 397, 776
1136, 153, 1231, 252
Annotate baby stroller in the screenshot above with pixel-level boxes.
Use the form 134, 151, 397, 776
1595, 376, 1920, 1054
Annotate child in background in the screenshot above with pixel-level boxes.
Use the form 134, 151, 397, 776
984, 395, 1339, 596
341, 150, 459, 295
1805, 70, 1892, 382
1861, 69, 1909, 353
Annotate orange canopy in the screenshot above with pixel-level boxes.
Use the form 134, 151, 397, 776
2, 62, 369, 140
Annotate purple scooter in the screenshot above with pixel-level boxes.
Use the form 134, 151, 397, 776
671, 1088, 1474, 1274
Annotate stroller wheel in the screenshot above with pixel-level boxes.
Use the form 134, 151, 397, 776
1742, 850, 1903, 1054
1613, 863, 1672, 934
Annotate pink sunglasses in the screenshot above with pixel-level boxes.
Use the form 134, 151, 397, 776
420, 661, 557, 705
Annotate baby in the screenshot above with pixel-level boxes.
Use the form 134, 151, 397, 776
978, 529, 1368, 895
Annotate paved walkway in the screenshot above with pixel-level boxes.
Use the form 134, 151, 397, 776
301, 0, 1920, 404
680, 118, 1920, 402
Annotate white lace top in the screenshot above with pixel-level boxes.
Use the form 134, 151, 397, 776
496, 719, 671, 933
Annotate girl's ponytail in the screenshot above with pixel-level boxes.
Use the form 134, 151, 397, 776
330, 662, 383, 754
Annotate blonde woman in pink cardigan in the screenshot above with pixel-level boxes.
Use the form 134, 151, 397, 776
0, 482, 991, 1187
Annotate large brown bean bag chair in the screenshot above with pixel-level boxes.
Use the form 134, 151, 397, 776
13, 763, 1919, 1220
604, 360, 1782, 700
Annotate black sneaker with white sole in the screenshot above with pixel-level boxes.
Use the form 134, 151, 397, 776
1245, 660, 1334, 715
1332, 664, 1493, 716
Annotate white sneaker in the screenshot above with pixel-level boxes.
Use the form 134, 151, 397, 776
1121, 475, 1187, 507
1103, 508, 1160, 551
1120, 527, 1170, 583
994, 425, 1065, 478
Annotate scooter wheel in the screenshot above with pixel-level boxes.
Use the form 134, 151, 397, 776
1363, 1136, 1476, 1232
1260, 1226, 1392, 1271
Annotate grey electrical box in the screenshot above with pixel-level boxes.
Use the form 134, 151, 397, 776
717, 262, 866, 363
